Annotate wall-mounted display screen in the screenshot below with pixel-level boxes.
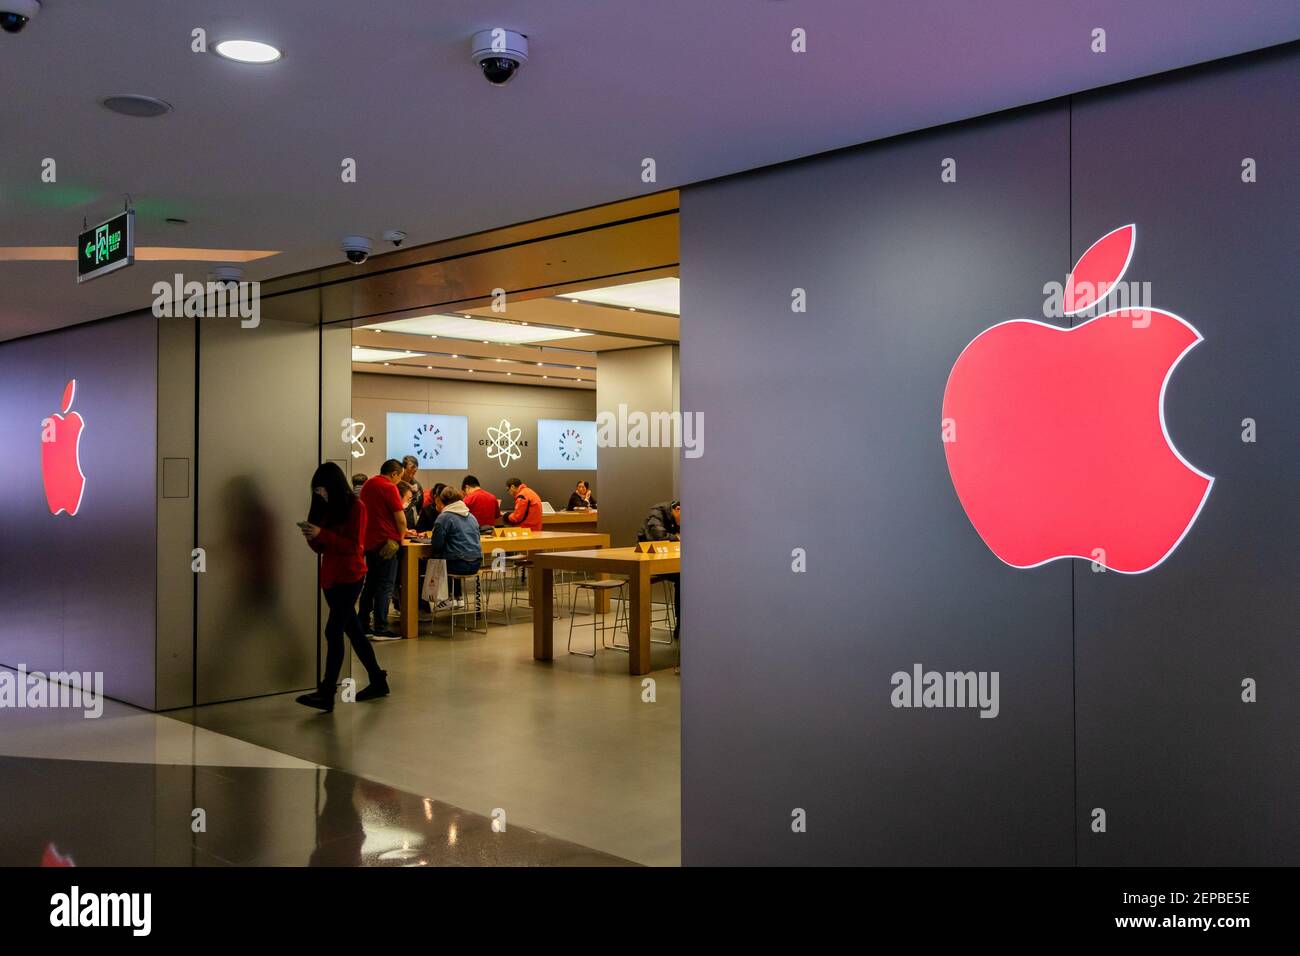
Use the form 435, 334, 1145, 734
386, 412, 468, 469
537, 419, 597, 470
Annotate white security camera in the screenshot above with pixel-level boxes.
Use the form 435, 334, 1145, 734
383, 229, 407, 248
470, 29, 528, 86
0, 0, 40, 33
342, 235, 372, 265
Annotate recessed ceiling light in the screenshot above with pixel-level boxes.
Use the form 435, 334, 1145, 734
564, 277, 680, 315
215, 39, 282, 64
451, 354, 459, 359
101, 95, 173, 118
572, 328, 580, 332
536, 362, 543, 367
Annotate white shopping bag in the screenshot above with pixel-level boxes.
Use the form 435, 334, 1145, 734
422, 558, 448, 603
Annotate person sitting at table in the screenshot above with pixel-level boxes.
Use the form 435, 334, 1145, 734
416, 483, 447, 533
639, 500, 681, 642
566, 480, 597, 511
639, 500, 680, 542
503, 477, 543, 531
429, 487, 483, 609
461, 475, 500, 529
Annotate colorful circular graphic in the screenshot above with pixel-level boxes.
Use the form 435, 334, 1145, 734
558, 427, 583, 462
412, 422, 445, 463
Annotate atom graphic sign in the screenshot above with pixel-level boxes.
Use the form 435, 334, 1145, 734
484, 419, 524, 468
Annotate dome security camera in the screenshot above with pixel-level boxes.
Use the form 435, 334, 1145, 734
470, 29, 528, 86
383, 229, 407, 248
0, 0, 40, 34
342, 235, 373, 265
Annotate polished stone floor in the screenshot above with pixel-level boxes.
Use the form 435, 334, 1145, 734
0, 588, 681, 867
0, 754, 632, 866
171, 594, 682, 866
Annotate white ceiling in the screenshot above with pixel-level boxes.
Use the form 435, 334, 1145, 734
2, 0, 1297, 341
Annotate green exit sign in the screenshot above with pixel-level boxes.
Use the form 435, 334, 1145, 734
77, 210, 134, 283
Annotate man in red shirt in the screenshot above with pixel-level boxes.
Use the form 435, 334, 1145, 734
503, 477, 543, 531
460, 474, 501, 528
358, 458, 408, 638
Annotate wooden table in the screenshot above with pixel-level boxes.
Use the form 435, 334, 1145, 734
398, 531, 611, 639
541, 511, 599, 533
528, 547, 680, 675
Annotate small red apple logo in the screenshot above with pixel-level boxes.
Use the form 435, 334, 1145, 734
41, 379, 87, 517
941, 226, 1212, 574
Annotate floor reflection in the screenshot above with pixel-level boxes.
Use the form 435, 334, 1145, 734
0, 756, 633, 867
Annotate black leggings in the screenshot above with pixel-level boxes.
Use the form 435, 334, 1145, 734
321, 579, 383, 688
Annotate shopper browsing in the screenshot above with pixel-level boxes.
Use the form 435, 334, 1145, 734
503, 477, 543, 531
460, 475, 501, 528
357, 459, 407, 639
296, 462, 389, 711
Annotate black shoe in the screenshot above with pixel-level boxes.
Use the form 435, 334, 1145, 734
296, 685, 335, 713
356, 672, 390, 701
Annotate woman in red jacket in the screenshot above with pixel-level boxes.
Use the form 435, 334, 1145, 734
296, 462, 389, 711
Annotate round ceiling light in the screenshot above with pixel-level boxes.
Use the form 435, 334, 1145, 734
100, 95, 173, 118
215, 39, 282, 64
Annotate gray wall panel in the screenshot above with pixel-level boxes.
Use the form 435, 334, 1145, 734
155, 317, 197, 710
195, 317, 319, 704
1070, 48, 1300, 864
681, 105, 1075, 865
596, 346, 679, 547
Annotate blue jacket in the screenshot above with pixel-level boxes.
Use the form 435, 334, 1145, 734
430, 501, 483, 563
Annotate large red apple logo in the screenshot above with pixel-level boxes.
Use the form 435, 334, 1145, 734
41, 379, 87, 517
941, 225, 1212, 574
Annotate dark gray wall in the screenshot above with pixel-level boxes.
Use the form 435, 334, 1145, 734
0, 311, 159, 710
352, 372, 596, 510
1070, 48, 1300, 864
680, 46, 1299, 865
682, 104, 1074, 866
596, 346, 680, 547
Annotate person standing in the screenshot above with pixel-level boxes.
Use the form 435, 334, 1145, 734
358, 459, 407, 639
460, 475, 501, 528
351, 472, 367, 497
503, 477, 543, 531
399, 456, 424, 530
566, 480, 597, 511
296, 463, 389, 711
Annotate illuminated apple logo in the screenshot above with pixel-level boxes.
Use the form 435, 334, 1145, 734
40, 379, 87, 517
941, 226, 1212, 573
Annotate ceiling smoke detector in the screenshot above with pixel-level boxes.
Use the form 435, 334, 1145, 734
100, 94, 173, 118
